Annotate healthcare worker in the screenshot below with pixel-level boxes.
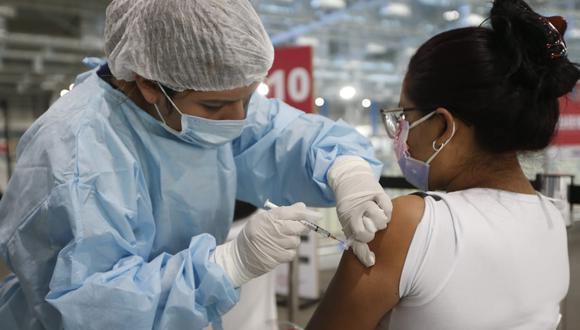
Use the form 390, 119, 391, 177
0, 1, 391, 329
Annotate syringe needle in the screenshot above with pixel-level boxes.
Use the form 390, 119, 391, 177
264, 199, 347, 246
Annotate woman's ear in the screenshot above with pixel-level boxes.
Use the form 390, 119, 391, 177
135, 75, 162, 105
434, 107, 456, 149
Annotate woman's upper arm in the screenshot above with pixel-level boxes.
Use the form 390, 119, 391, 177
307, 195, 425, 330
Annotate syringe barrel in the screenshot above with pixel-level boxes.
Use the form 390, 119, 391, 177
299, 220, 317, 231
300, 220, 331, 238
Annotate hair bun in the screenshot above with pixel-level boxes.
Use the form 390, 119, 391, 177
490, 0, 578, 99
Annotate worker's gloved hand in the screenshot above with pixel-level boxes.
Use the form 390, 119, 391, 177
214, 203, 320, 287
328, 156, 392, 267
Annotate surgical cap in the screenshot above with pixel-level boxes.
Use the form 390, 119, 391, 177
104, 0, 274, 92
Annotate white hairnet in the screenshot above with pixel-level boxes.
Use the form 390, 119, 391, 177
104, 0, 274, 92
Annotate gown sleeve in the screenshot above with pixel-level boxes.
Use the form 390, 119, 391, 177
233, 93, 382, 208
39, 167, 239, 329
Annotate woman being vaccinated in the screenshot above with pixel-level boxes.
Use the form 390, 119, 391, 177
308, 0, 579, 329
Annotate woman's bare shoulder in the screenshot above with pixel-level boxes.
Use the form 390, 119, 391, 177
367, 194, 426, 281
306, 194, 427, 330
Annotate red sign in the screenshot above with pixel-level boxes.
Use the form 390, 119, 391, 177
554, 83, 580, 146
265, 46, 313, 113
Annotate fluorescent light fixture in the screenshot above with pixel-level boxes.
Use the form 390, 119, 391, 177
311, 0, 346, 9
297, 36, 320, 47
380, 3, 411, 17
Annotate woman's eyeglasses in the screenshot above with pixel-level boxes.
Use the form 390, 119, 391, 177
380, 107, 417, 138
380, 107, 438, 138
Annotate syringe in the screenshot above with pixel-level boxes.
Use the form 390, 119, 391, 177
264, 199, 351, 250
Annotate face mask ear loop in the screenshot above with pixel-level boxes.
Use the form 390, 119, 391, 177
426, 120, 456, 164
153, 104, 168, 125
156, 82, 185, 116
409, 111, 437, 129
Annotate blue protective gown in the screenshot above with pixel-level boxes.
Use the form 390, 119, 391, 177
0, 64, 382, 330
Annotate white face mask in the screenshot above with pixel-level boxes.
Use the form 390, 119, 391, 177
153, 83, 246, 148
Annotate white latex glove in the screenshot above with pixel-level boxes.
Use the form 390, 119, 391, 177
214, 203, 320, 287
328, 156, 393, 267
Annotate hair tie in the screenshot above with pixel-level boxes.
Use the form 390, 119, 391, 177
540, 15, 568, 60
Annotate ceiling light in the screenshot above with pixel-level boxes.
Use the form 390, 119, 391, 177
362, 99, 372, 108
257, 83, 270, 96
315, 97, 326, 107
380, 3, 411, 17
443, 10, 460, 21
311, 0, 346, 9
339, 86, 356, 100
465, 14, 485, 26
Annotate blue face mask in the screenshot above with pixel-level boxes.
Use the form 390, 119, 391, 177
394, 111, 455, 191
153, 83, 246, 148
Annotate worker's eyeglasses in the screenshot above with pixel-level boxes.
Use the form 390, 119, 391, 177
380, 107, 423, 138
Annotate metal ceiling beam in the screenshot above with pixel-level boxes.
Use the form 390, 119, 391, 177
270, 0, 386, 45
2, 32, 103, 51
1, 0, 109, 16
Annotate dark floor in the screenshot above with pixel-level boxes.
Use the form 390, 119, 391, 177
278, 224, 580, 329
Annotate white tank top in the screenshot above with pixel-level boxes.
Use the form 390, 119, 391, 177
380, 188, 569, 330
